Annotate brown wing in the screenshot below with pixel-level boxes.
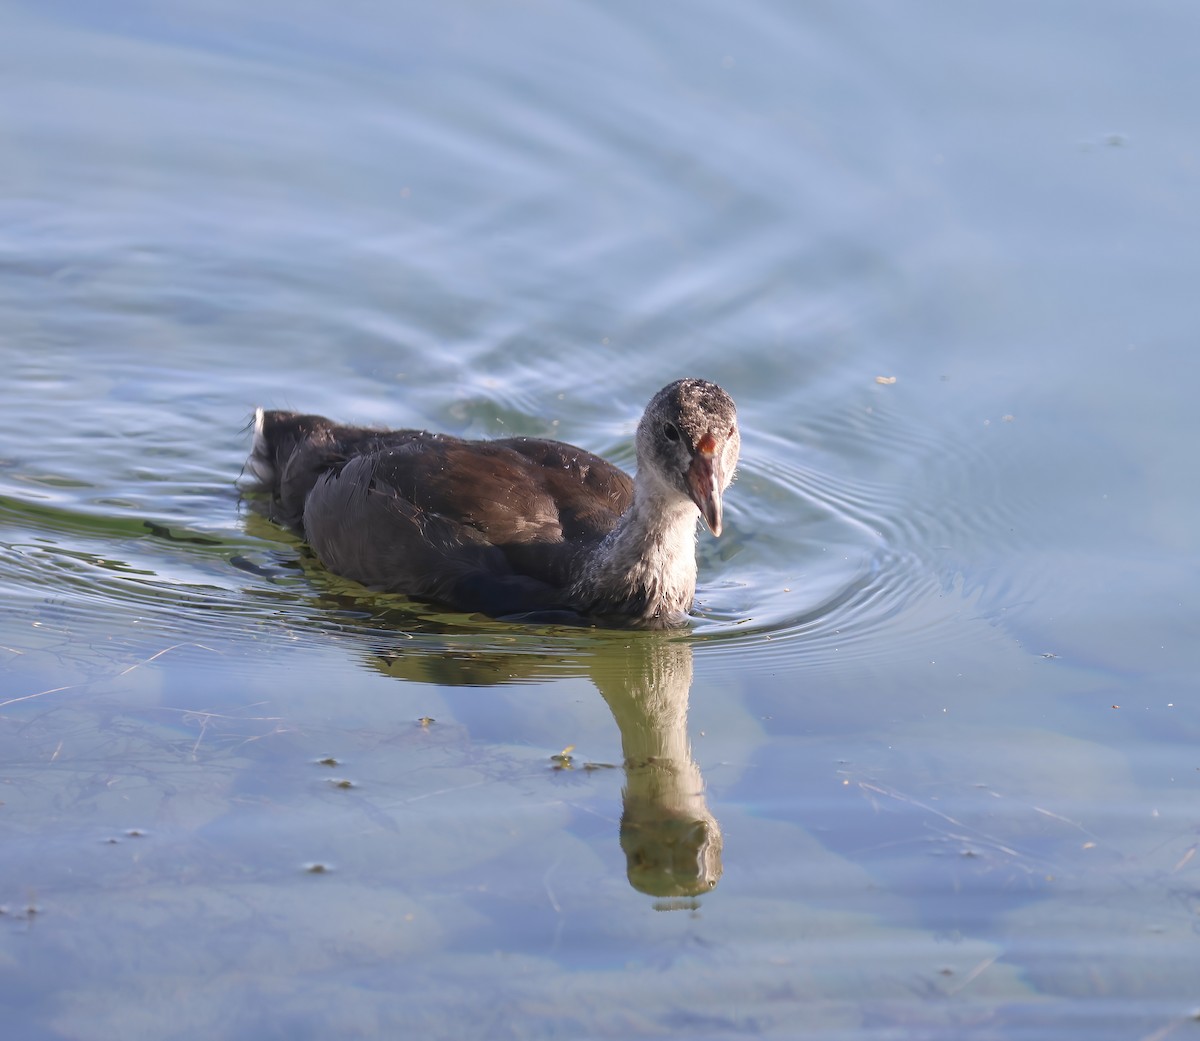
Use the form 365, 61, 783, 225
494, 436, 634, 539
367, 435, 632, 546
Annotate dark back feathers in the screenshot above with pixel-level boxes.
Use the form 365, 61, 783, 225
248, 410, 634, 616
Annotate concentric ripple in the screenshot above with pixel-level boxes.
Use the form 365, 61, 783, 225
688, 396, 1034, 677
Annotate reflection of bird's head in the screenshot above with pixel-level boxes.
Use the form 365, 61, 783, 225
621, 808, 723, 898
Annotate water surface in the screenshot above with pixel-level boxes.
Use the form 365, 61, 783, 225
3, 2, 1200, 1039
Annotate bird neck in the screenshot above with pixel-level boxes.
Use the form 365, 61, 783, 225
575, 470, 700, 625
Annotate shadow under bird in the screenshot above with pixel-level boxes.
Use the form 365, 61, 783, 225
243, 378, 739, 627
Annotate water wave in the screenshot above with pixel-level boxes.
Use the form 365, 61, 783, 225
689, 398, 1032, 675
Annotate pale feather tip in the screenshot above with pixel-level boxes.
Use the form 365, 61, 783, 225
241, 407, 275, 486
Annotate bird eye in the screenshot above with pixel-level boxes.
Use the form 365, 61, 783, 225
663, 422, 680, 442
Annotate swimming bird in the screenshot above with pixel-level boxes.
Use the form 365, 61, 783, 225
244, 378, 739, 626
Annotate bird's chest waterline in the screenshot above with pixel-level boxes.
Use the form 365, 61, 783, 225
574, 514, 699, 622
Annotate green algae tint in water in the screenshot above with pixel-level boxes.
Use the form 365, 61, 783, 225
3, 1, 1200, 1039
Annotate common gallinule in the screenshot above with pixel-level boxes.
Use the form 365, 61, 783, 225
244, 378, 739, 626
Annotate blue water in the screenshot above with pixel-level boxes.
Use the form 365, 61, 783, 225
2, 2, 1200, 1039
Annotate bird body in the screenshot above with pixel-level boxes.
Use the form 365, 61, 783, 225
245, 379, 739, 626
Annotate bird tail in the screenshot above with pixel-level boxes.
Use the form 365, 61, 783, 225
242, 408, 331, 494
243, 407, 276, 488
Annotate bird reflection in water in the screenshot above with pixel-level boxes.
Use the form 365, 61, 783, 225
591, 637, 722, 905
367, 631, 722, 905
